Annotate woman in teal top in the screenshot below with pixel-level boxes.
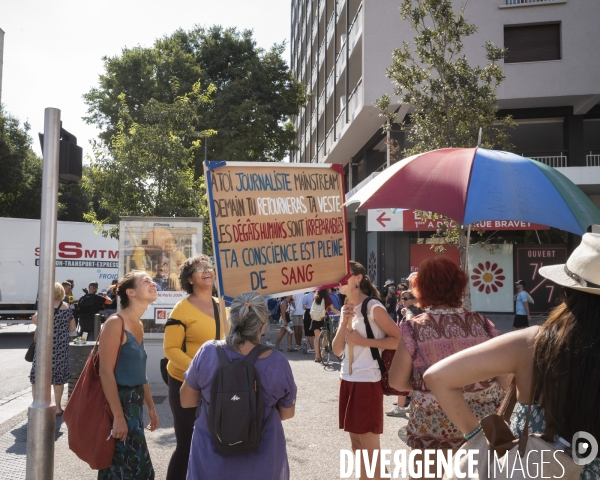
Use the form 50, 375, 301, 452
424, 233, 600, 479
98, 270, 160, 479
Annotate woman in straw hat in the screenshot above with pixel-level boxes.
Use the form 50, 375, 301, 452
424, 233, 600, 478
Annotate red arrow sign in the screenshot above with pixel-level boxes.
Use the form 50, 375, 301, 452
376, 212, 391, 228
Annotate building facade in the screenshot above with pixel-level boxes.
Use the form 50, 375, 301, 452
289, 0, 600, 313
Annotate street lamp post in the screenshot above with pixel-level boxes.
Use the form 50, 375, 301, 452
26, 108, 61, 480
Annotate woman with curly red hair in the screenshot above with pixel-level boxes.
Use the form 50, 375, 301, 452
387, 256, 506, 479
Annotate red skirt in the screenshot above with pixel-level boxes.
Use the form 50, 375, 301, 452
339, 379, 384, 434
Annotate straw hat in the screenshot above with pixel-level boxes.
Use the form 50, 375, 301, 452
539, 233, 600, 295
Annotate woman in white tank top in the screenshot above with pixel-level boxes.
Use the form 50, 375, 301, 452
332, 261, 401, 480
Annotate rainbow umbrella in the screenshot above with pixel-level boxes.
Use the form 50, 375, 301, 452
346, 148, 600, 235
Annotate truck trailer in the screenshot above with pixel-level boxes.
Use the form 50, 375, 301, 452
0, 218, 118, 320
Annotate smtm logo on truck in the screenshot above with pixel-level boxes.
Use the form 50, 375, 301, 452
34, 242, 119, 269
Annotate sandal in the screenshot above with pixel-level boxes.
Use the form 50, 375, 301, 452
314, 358, 321, 362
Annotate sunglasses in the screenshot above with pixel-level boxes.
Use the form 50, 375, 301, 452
193, 264, 215, 274
401, 297, 414, 301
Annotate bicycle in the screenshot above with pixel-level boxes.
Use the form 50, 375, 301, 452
318, 314, 345, 367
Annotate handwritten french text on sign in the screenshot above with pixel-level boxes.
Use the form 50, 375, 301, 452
205, 161, 349, 300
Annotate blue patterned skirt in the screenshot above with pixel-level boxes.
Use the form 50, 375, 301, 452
98, 386, 154, 480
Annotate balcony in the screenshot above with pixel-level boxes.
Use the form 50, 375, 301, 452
326, 12, 335, 48
348, 4, 363, 56
326, 70, 334, 101
311, 64, 317, 89
311, 112, 316, 133
337, 0, 346, 20
312, 17, 318, 43
318, 39, 325, 71
318, 91, 325, 119
301, 23, 306, 43
588, 152, 600, 167
506, 0, 557, 4
318, 141, 325, 162
319, 0, 325, 21
336, 108, 346, 140
336, 47, 347, 81
524, 153, 567, 168
325, 126, 335, 155
347, 78, 363, 123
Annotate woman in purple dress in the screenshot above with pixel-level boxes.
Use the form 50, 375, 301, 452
180, 292, 297, 480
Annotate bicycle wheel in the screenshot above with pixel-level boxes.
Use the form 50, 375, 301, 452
318, 330, 330, 366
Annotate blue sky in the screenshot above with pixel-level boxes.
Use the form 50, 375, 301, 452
1, 0, 291, 159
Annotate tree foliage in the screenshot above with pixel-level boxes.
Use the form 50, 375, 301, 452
378, 0, 514, 154
84, 80, 215, 251
376, 0, 516, 308
84, 26, 306, 171
0, 106, 43, 219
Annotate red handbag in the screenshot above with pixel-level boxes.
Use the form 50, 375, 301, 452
381, 349, 410, 397
63, 315, 124, 470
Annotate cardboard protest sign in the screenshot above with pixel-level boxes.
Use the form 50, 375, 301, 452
205, 161, 350, 301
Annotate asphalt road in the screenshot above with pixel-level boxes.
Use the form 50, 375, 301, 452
0, 331, 34, 401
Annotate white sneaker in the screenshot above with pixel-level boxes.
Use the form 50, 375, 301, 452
307, 348, 315, 353
386, 406, 407, 417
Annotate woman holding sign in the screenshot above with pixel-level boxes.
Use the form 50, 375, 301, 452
332, 261, 401, 480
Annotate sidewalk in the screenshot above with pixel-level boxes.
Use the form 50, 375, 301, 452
0, 327, 411, 479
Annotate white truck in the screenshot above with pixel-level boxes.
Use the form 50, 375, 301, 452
0, 218, 118, 320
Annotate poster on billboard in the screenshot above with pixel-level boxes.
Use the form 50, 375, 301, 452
205, 161, 350, 301
468, 244, 514, 313
119, 217, 204, 332
515, 245, 567, 314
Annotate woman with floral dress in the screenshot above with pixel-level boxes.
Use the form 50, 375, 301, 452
30, 282, 76, 415
425, 233, 600, 479
388, 256, 506, 479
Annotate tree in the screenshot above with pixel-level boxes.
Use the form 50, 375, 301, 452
0, 106, 43, 219
84, 80, 216, 251
376, 0, 514, 308
84, 26, 306, 172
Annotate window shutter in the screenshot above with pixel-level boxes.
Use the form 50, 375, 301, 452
504, 23, 561, 63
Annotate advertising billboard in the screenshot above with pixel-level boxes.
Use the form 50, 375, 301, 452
119, 217, 204, 331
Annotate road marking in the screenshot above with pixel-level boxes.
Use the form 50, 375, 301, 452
0, 388, 32, 425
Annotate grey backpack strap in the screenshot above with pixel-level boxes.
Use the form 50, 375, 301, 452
214, 341, 230, 366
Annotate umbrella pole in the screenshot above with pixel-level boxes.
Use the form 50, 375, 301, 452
463, 225, 472, 310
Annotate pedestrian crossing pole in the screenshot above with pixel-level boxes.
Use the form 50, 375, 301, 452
26, 107, 61, 480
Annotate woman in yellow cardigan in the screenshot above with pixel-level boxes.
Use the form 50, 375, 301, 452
163, 254, 220, 480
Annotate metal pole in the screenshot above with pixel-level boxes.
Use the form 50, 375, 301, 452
27, 107, 61, 480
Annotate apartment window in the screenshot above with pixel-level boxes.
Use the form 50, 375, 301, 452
504, 23, 561, 63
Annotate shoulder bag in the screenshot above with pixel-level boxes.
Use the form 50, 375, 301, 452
443, 380, 583, 479
160, 298, 220, 385
63, 314, 125, 470
361, 297, 409, 397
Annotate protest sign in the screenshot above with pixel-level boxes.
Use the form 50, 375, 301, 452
205, 161, 350, 300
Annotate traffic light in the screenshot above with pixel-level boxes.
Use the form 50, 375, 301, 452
39, 124, 83, 184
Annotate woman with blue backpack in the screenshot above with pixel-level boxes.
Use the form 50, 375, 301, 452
180, 292, 297, 480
